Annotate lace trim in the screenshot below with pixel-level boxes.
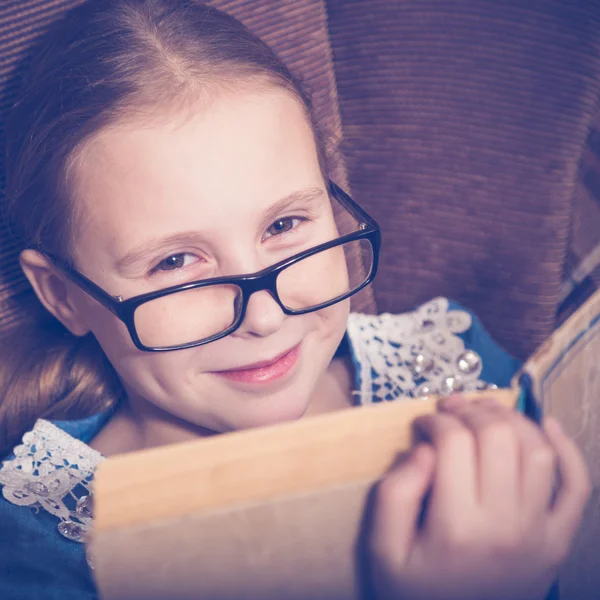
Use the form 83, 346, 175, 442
347, 297, 492, 404
0, 419, 102, 544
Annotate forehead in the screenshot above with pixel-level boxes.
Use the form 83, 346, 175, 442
69, 88, 324, 264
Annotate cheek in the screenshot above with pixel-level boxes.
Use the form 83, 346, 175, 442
85, 308, 188, 398
71, 292, 144, 378
76, 295, 210, 390
83, 303, 132, 350
317, 299, 350, 341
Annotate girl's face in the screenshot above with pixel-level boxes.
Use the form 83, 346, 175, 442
64, 88, 350, 433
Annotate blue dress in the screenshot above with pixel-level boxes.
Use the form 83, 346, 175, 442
0, 300, 522, 599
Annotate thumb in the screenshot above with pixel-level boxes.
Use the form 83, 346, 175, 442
370, 444, 436, 565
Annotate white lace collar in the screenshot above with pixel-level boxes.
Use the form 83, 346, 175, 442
347, 297, 491, 403
0, 419, 102, 544
0, 297, 493, 545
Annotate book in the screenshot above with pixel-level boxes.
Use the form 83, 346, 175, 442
89, 291, 600, 600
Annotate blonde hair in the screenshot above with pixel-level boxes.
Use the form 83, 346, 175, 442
0, 0, 327, 456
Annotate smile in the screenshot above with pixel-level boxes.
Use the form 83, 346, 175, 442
211, 344, 301, 384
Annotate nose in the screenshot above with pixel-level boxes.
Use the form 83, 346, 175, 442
234, 289, 285, 338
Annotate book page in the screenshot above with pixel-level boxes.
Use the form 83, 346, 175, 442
522, 288, 600, 600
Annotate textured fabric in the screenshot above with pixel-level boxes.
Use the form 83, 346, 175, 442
0, 0, 376, 342
327, 0, 600, 359
0, 302, 520, 600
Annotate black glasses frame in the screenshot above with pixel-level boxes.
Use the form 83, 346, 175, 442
45, 181, 381, 352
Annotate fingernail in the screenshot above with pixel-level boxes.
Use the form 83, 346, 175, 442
437, 393, 466, 410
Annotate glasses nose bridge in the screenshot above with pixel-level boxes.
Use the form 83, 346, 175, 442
243, 268, 282, 305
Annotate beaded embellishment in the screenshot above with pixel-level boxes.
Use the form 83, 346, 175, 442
347, 297, 495, 404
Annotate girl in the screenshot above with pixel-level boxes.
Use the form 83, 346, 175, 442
0, 1, 590, 599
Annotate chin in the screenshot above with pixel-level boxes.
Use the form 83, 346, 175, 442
230, 390, 311, 432
213, 338, 330, 432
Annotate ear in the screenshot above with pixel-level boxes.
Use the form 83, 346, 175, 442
20, 249, 90, 337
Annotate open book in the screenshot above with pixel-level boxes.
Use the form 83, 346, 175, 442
89, 291, 600, 600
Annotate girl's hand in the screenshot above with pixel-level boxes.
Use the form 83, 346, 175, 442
368, 395, 591, 600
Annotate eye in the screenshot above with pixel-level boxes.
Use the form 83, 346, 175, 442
265, 217, 303, 238
152, 253, 198, 273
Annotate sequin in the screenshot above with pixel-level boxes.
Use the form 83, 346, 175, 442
76, 494, 94, 519
415, 383, 434, 398
410, 354, 434, 376
457, 350, 482, 374
24, 481, 49, 497
440, 375, 464, 395
58, 520, 84, 542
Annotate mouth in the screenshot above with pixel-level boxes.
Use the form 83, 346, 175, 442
211, 343, 301, 384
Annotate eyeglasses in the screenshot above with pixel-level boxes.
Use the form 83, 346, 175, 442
45, 181, 381, 352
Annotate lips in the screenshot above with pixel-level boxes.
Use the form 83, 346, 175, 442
212, 344, 301, 384
227, 347, 297, 372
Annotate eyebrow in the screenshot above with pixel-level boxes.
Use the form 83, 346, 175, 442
114, 186, 328, 274
258, 186, 326, 231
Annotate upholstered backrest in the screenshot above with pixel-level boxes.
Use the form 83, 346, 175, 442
0, 0, 376, 340
327, 0, 600, 359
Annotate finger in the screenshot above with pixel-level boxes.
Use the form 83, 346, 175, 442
545, 417, 591, 550
477, 397, 557, 520
438, 395, 520, 514
412, 409, 478, 515
370, 444, 436, 565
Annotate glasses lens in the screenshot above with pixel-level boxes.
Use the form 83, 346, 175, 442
133, 283, 242, 348
277, 238, 373, 311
